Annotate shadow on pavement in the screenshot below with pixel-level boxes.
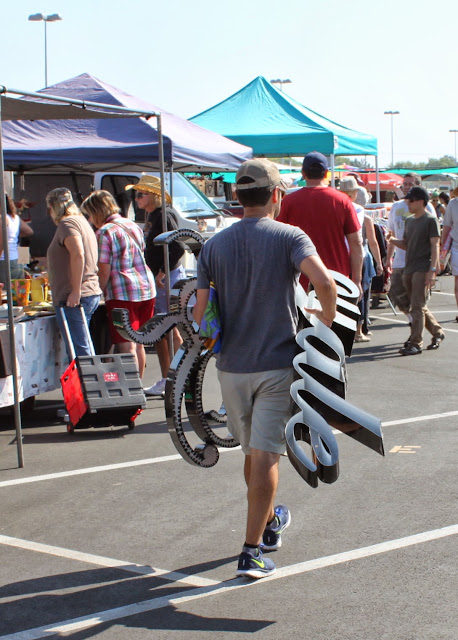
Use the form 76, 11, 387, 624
0, 560, 273, 637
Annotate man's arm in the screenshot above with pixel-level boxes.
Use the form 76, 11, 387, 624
388, 237, 407, 251
441, 224, 451, 247
63, 235, 84, 307
193, 288, 210, 326
300, 255, 337, 327
346, 230, 363, 298
426, 237, 440, 287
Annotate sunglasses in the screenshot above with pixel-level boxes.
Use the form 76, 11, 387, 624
135, 192, 148, 199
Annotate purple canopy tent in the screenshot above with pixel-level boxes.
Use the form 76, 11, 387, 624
2, 74, 252, 173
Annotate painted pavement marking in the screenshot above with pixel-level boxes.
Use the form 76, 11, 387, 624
0, 524, 457, 640
0, 535, 217, 588
1, 411, 457, 489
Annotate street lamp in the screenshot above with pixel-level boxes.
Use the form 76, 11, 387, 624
28, 13, 62, 88
449, 130, 458, 164
384, 110, 400, 167
271, 78, 292, 92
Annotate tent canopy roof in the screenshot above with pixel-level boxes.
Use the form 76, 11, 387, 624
191, 76, 377, 157
0, 86, 157, 121
2, 74, 252, 172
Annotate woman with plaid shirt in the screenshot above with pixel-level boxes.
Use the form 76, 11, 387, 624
81, 190, 156, 378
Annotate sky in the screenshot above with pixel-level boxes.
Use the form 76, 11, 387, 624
1, 0, 457, 169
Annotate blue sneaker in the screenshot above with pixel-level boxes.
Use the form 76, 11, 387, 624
261, 505, 291, 551
236, 546, 276, 579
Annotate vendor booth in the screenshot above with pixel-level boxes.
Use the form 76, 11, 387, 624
0, 85, 163, 468
0, 77, 252, 467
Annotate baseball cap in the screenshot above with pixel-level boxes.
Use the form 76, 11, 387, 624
235, 159, 283, 190
302, 151, 329, 173
339, 176, 359, 192
404, 186, 429, 201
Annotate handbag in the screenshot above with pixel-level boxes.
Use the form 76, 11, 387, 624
199, 281, 222, 353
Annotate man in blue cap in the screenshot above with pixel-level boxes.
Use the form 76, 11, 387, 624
278, 151, 363, 296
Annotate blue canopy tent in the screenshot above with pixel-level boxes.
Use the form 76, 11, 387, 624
190, 76, 380, 196
2, 74, 252, 173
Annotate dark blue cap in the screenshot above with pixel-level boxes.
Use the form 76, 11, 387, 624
302, 151, 329, 173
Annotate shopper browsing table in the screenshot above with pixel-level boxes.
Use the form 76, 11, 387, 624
81, 190, 155, 377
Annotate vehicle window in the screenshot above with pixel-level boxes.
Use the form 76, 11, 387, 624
100, 175, 145, 222
100, 172, 220, 223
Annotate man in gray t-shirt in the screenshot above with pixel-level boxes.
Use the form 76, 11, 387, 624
194, 159, 337, 580
389, 186, 443, 355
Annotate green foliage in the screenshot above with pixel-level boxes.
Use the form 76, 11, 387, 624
335, 156, 373, 168
387, 155, 457, 170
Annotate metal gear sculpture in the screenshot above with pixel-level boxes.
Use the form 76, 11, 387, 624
112, 229, 238, 469
113, 230, 384, 483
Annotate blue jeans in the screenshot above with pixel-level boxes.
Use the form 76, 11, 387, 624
56, 295, 101, 360
155, 265, 186, 314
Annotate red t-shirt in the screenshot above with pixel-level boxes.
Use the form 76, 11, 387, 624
277, 186, 361, 287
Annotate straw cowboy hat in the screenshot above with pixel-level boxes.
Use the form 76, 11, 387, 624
125, 174, 172, 204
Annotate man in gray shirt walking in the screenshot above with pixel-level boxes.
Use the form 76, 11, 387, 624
193, 159, 336, 579
389, 186, 444, 355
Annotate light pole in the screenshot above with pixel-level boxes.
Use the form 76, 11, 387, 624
270, 78, 292, 92
449, 130, 458, 164
384, 110, 400, 167
28, 13, 62, 88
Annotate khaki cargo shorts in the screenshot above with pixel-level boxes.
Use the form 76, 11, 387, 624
217, 367, 295, 455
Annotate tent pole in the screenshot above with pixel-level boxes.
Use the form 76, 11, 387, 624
169, 164, 174, 200
330, 154, 335, 187
375, 156, 380, 203
0, 101, 24, 467
157, 114, 174, 359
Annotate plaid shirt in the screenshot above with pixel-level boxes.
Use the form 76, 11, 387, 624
97, 214, 156, 301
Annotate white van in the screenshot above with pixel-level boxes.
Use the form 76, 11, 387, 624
16, 170, 239, 259
93, 171, 239, 237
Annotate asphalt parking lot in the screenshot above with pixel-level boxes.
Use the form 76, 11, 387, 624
1, 276, 457, 640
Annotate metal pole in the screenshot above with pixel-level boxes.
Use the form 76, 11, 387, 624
375, 156, 380, 204
157, 115, 174, 359
390, 114, 394, 167
0, 98, 24, 467
44, 20, 48, 87
330, 154, 335, 188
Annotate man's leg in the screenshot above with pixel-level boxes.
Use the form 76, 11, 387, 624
391, 268, 411, 316
455, 276, 458, 313
407, 272, 428, 348
244, 449, 279, 546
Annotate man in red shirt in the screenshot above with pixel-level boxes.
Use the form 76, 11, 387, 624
278, 152, 363, 295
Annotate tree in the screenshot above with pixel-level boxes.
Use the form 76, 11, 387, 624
387, 155, 456, 170
335, 156, 374, 169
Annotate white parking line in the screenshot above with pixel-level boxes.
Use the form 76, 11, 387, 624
370, 313, 458, 332
0, 535, 217, 588
1, 409, 457, 490
1, 524, 456, 640
0, 446, 240, 488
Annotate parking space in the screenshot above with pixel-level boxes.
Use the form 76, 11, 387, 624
1, 278, 457, 639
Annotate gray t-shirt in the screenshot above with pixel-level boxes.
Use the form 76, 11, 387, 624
197, 216, 317, 373
403, 212, 440, 274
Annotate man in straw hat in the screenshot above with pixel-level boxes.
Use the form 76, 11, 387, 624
193, 159, 337, 579
125, 175, 186, 396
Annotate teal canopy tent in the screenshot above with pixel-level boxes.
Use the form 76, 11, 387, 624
190, 76, 377, 158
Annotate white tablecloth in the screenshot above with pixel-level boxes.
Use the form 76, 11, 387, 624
0, 315, 67, 407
